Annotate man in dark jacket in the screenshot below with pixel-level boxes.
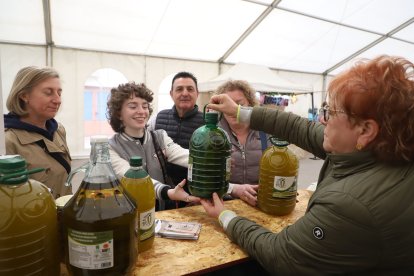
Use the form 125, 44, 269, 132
149, 72, 204, 207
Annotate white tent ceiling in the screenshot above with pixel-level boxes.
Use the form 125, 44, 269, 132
1, 0, 414, 75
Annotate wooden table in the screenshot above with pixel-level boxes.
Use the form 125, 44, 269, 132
133, 190, 312, 275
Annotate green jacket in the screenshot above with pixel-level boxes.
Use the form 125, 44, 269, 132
226, 107, 414, 275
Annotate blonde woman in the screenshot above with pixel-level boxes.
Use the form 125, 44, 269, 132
4, 66, 71, 198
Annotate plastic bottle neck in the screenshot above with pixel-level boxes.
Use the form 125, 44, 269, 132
124, 165, 149, 179
83, 140, 119, 187
205, 122, 218, 128
90, 142, 111, 165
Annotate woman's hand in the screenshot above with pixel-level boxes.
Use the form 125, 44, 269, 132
167, 179, 200, 204
200, 193, 225, 219
208, 94, 239, 119
231, 184, 258, 207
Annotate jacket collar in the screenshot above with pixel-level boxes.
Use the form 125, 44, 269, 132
120, 130, 149, 144
4, 112, 58, 141
172, 105, 200, 119
327, 151, 377, 178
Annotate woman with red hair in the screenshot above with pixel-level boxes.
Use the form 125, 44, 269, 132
202, 55, 414, 274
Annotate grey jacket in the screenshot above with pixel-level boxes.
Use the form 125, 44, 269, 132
226, 107, 414, 275
109, 129, 188, 201
218, 118, 269, 184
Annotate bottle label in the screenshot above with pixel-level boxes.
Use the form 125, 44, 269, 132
272, 176, 297, 198
225, 157, 231, 181
68, 228, 114, 269
187, 157, 193, 181
140, 207, 155, 241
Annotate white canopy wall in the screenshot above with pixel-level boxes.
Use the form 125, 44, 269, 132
1, 0, 413, 155
198, 63, 313, 93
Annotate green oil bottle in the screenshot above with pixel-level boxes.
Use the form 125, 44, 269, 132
188, 110, 231, 198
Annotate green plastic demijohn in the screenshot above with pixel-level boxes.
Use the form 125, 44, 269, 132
188, 106, 231, 198
0, 155, 60, 275
257, 138, 299, 216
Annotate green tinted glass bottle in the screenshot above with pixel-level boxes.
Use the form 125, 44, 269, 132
188, 110, 231, 198
0, 155, 59, 276
62, 136, 137, 276
258, 138, 299, 216
121, 156, 155, 253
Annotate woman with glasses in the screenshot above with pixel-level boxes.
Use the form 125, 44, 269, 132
200, 55, 414, 274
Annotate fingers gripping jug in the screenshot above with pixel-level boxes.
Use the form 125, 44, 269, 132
258, 138, 299, 216
0, 155, 60, 276
62, 136, 137, 276
188, 108, 231, 198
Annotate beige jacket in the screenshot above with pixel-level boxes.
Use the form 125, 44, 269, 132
5, 124, 72, 198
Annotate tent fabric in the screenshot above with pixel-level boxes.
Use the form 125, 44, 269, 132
198, 63, 312, 93
0, 0, 413, 74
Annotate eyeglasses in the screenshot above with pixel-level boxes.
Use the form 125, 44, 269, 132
322, 105, 347, 122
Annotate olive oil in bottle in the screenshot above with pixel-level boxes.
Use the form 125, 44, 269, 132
62, 136, 137, 276
121, 156, 155, 252
0, 155, 59, 276
258, 138, 299, 216
188, 109, 231, 198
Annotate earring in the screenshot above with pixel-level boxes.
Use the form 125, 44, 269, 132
356, 144, 363, 151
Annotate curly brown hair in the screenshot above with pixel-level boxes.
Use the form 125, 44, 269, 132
328, 55, 414, 163
107, 82, 153, 132
215, 80, 258, 107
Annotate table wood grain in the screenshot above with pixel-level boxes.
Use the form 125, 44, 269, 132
133, 189, 312, 275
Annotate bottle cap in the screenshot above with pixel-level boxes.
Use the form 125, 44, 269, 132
90, 135, 109, 144
0, 155, 28, 184
129, 156, 142, 166
0, 155, 26, 173
270, 137, 289, 147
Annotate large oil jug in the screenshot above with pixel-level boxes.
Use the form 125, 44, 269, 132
0, 155, 59, 276
258, 138, 299, 216
188, 107, 231, 198
62, 136, 137, 275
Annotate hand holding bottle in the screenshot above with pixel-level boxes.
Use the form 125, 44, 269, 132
200, 193, 226, 219
167, 179, 201, 203
231, 184, 258, 207
208, 94, 239, 119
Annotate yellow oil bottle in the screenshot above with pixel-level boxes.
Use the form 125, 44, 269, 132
258, 138, 299, 216
0, 155, 59, 275
121, 156, 155, 252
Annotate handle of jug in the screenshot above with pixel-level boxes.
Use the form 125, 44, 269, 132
65, 161, 89, 187
203, 104, 222, 121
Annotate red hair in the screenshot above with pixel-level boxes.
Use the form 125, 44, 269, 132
328, 55, 414, 163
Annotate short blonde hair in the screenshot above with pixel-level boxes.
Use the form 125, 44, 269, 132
6, 66, 60, 116
215, 80, 257, 107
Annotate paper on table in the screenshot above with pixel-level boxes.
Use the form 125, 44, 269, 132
155, 219, 202, 240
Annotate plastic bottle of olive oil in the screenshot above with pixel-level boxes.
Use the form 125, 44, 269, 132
258, 138, 299, 216
188, 109, 231, 198
0, 155, 59, 276
62, 136, 137, 275
121, 156, 155, 252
